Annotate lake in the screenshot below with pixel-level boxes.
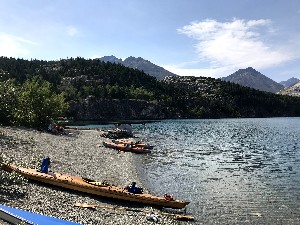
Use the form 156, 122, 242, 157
133, 118, 300, 224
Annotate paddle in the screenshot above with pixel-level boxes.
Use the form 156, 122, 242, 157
74, 202, 194, 221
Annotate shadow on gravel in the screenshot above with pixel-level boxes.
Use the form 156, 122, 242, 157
0, 185, 27, 202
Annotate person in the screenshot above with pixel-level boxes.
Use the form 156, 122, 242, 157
48, 122, 56, 133
50, 124, 66, 135
55, 125, 65, 134
40, 157, 50, 173
126, 182, 143, 194
125, 143, 132, 148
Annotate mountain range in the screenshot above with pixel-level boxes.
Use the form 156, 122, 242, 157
98, 55, 300, 95
98, 56, 178, 80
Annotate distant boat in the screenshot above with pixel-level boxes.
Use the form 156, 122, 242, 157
0, 204, 82, 225
1, 163, 189, 209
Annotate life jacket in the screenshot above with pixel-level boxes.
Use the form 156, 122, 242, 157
164, 193, 173, 200
128, 186, 143, 194
40, 157, 50, 173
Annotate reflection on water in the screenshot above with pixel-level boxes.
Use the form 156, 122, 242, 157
135, 118, 300, 224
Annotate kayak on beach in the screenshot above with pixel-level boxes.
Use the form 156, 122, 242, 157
103, 141, 151, 154
0, 204, 82, 225
112, 139, 154, 149
0, 163, 189, 209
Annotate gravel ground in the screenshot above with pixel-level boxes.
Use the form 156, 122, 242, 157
0, 126, 188, 225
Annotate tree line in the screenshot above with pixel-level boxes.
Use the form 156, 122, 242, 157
0, 56, 300, 128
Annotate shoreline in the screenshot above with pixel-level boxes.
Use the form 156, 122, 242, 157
0, 126, 183, 225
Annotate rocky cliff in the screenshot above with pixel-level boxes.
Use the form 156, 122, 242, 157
278, 81, 300, 97
68, 98, 175, 121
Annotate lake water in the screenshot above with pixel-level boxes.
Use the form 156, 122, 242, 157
132, 118, 300, 224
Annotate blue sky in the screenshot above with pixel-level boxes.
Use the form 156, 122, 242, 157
0, 0, 299, 82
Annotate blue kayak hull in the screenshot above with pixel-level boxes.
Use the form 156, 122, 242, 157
0, 204, 82, 225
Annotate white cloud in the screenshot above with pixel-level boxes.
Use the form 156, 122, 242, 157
67, 26, 79, 37
0, 33, 37, 57
176, 18, 295, 77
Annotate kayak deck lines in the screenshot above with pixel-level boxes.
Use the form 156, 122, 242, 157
1, 163, 189, 209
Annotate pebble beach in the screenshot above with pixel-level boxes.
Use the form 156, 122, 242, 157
0, 126, 185, 225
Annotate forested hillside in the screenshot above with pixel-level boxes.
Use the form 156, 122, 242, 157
164, 76, 300, 118
1, 56, 300, 127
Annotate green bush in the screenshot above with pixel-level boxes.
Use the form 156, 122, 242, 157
128, 86, 154, 100
11, 76, 68, 128
0, 79, 18, 125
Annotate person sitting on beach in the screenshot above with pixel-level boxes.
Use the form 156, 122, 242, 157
48, 122, 66, 135
55, 125, 65, 134
48, 122, 56, 133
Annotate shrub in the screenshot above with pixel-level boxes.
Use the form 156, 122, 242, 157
0, 79, 18, 125
12, 76, 68, 128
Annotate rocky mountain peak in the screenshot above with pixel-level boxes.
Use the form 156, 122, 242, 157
98, 55, 178, 80
99, 55, 122, 64
245, 67, 257, 72
280, 77, 300, 88
221, 67, 284, 93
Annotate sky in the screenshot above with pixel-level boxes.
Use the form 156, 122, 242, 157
0, 0, 300, 82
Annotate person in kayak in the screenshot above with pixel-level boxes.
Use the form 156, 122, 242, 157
126, 182, 143, 194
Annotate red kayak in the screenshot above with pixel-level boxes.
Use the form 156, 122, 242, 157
103, 141, 151, 154
112, 139, 154, 149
